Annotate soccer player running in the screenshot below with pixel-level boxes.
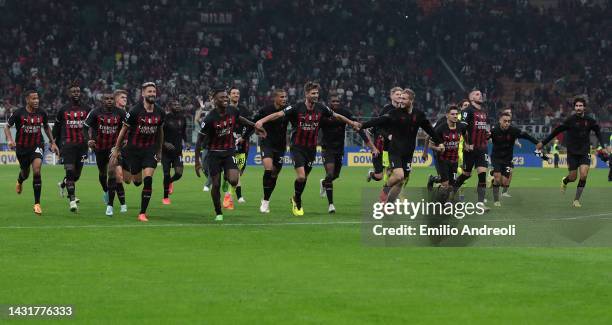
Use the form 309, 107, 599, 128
250, 89, 289, 213
54, 81, 92, 212
107, 89, 130, 210
255, 82, 358, 216
110, 82, 165, 222
222, 87, 250, 209
367, 87, 403, 182
319, 94, 377, 213
490, 112, 541, 207
536, 98, 610, 207
4, 89, 59, 215
426, 99, 470, 190
194, 88, 265, 221
161, 99, 187, 205
428, 105, 466, 200
357, 90, 443, 203
452, 90, 491, 209
84, 90, 127, 216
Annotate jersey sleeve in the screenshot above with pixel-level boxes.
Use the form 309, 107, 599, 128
198, 112, 213, 136
84, 109, 97, 129
124, 107, 138, 127
7, 109, 19, 127
319, 104, 334, 118
41, 110, 49, 127
282, 105, 297, 120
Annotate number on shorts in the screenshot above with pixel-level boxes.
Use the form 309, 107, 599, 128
505, 166, 512, 174
35, 147, 43, 155
80, 154, 88, 162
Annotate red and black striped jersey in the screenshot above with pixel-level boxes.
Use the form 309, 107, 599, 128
85, 107, 126, 151
124, 102, 165, 150
55, 103, 91, 146
434, 121, 467, 163
199, 106, 241, 152
7, 107, 49, 151
283, 102, 334, 149
461, 105, 489, 149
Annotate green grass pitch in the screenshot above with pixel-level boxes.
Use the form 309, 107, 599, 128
0, 164, 611, 323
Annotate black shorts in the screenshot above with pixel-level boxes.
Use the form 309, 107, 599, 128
567, 153, 591, 171
261, 146, 285, 170
463, 148, 488, 172
162, 150, 184, 171
95, 149, 111, 171
438, 159, 458, 183
493, 161, 512, 178
433, 152, 442, 176
389, 152, 414, 175
120, 147, 130, 171
16, 147, 44, 170
128, 149, 158, 174
322, 150, 344, 177
61, 144, 88, 166
207, 150, 238, 176
290, 146, 316, 169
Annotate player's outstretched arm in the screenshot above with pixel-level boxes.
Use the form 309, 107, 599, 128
255, 111, 284, 131
359, 115, 391, 130
239, 116, 266, 138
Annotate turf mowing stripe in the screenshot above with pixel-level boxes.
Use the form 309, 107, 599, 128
1, 212, 610, 230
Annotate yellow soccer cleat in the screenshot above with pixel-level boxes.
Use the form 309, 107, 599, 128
561, 177, 567, 194
33, 204, 42, 215
291, 197, 304, 216
572, 200, 582, 208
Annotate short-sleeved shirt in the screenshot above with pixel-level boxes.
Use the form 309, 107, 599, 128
124, 102, 166, 150
283, 102, 333, 149
7, 107, 49, 153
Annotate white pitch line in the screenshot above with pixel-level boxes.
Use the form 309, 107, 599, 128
0, 212, 611, 230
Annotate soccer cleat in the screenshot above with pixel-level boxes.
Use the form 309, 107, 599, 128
291, 197, 304, 216
105, 206, 114, 216
223, 193, 234, 210
238, 197, 246, 204
138, 213, 149, 222
120, 205, 128, 213
16, 182, 22, 194
103, 191, 109, 204
572, 200, 582, 208
427, 175, 435, 191
260, 200, 270, 213
215, 214, 224, 221
328, 204, 336, 214
366, 169, 374, 182
561, 177, 567, 193
57, 181, 65, 197
203, 185, 210, 192
494, 201, 502, 207
33, 204, 42, 215
162, 198, 171, 205
69, 200, 78, 213
502, 192, 512, 198
168, 182, 174, 195
319, 179, 326, 197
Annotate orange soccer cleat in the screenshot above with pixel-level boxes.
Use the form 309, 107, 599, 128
16, 182, 22, 194
223, 193, 234, 210
33, 204, 42, 215
138, 213, 149, 222
162, 198, 171, 205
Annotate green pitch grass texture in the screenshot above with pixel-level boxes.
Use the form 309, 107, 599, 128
1, 165, 611, 323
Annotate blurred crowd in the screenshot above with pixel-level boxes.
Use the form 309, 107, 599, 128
0, 0, 610, 133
